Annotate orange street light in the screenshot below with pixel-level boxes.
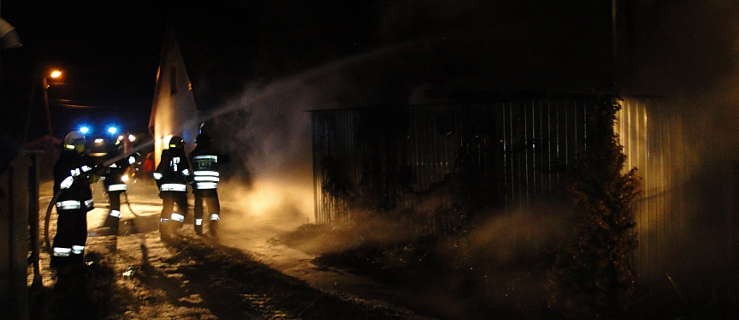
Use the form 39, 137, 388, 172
49, 69, 63, 79
42, 67, 65, 134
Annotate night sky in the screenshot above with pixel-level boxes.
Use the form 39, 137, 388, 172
2, 1, 734, 141
1, 3, 164, 137
3, 1, 609, 137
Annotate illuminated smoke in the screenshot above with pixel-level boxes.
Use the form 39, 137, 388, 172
147, 2, 736, 292
616, 1, 739, 281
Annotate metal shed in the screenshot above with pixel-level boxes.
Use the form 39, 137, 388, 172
311, 95, 605, 231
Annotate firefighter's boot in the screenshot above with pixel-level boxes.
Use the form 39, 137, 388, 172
159, 220, 175, 242
194, 211, 204, 235
208, 220, 218, 238
103, 210, 121, 234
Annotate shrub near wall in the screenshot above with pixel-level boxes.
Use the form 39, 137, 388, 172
547, 97, 640, 318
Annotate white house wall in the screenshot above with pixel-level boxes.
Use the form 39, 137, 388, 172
150, 35, 199, 165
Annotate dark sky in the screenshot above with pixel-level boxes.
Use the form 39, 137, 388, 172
4, 1, 731, 141
2, 2, 164, 136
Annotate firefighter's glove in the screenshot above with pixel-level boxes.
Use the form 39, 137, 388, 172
60, 176, 74, 189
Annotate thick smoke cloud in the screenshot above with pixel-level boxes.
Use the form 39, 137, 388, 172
622, 0, 739, 289
201, 2, 736, 290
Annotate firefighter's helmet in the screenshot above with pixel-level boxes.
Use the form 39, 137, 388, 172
195, 132, 211, 146
63, 131, 86, 153
168, 136, 185, 150
196, 122, 209, 141
198, 122, 206, 135
115, 134, 124, 147
107, 135, 124, 154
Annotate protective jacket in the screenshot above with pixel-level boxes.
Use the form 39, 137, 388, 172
51, 149, 95, 267
153, 149, 191, 192
190, 143, 220, 191
103, 152, 137, 192
53, 150, 95, 211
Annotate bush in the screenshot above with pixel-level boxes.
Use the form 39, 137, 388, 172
547, 97, 640, 318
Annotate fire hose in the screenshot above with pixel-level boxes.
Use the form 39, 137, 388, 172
42, 191, 61, 255
123, 189, 142, 217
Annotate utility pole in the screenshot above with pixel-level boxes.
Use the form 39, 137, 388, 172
41, 76, 52, 135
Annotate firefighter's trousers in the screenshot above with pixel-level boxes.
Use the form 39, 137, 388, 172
103, 190, 123, 231
51, 208, 88, 270
193, 189, 221, 236
159, 191, 188, 240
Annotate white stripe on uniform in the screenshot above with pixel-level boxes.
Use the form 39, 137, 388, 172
170, 213, 185, 222
56, 200, 81, 210
161, 183, 187, 192
108, 184, 127, 192
194, 176, 219, 182
193, 170, 219, 176
53, 247, 71, 257
195, 182, 217, 190
193, 155, 218, 162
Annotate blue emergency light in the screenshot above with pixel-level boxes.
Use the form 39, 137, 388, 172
107, 125, 119, 135
78, 125, 91, 134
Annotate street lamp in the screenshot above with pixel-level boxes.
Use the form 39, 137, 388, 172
42, 67, 64, 135
49, 69, 63, 80
22, 66, 66, 141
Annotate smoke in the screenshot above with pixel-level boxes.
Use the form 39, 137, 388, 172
620, 0, 739, 291
462, 203, 573, 265
204, 38, 445, 228
625, 0, 739, 136
203, 0, 618, 228
218, 179, 313, 232
185, 2, 737, 300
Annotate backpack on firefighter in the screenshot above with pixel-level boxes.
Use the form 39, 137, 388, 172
190, 123, 222, 237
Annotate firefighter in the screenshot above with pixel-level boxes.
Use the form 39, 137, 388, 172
51, 131, 96, 272
101, 136, 139, 233
153, 136, 191, 241
190, 124, 222, 237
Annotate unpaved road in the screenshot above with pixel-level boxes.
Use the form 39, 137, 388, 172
31, 180, 431, 320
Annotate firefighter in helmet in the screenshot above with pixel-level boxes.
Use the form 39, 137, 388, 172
153, 135, 191, 241
101, 136, 139, 233
190, 123, 222, 237
51, 131, 96, 272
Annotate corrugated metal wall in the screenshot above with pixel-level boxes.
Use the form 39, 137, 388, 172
311, 97, 596, 229
313, 97, 737, 283
616, 98, 694, 281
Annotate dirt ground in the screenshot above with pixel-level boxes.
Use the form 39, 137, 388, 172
29, 180, 430, 320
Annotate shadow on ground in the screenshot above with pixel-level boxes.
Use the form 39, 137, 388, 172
29, 252, 136, 320
154, 233, 418, 319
